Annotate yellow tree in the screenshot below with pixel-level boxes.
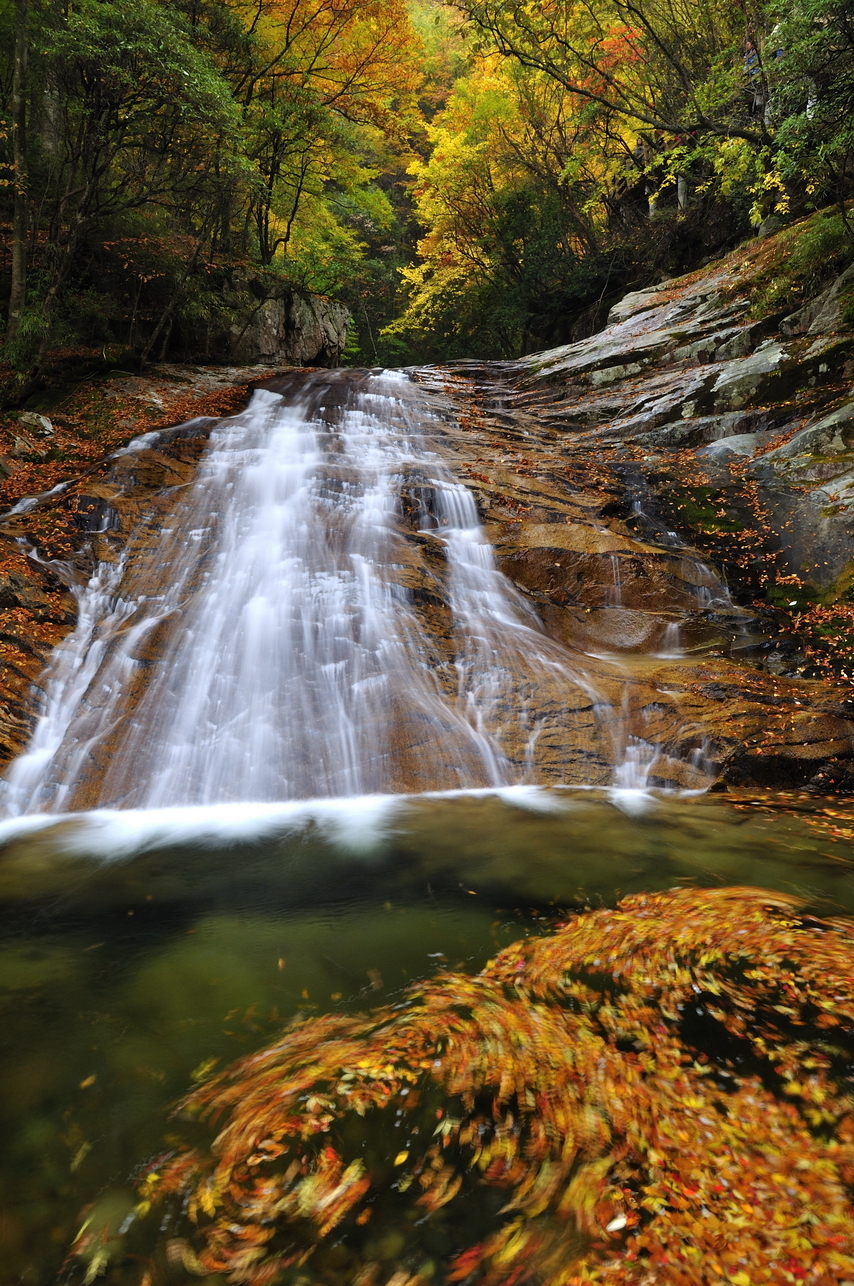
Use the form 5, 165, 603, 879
386, 51, 633, 357
223, 0, 425, 265
451, 0, 762, 144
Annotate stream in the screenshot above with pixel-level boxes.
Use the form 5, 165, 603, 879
0, 369, 853, 1282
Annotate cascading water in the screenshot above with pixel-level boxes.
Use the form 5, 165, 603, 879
2, 370, 608, 814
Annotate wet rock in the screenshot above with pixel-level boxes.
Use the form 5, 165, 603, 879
697, 433, 771, 459
0, 572, 57, 622
743, 398, 854, 585
606, 285, 669, 326
781, 262, 854, 336
760, 398, 854, 464
805, 757, 854, 794
74, 493, 120, 534
802, 340, 854, 391
414, 237, 854, 787
711, 340, 794, 411
632, 412, 763, 449
4, 225, 854, 794
483, 230, 854, 616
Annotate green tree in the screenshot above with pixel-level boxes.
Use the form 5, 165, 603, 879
0, 0, 426, 373
6, 0, 27, 339
6, 0, 244, 360
769, 0, 854, 217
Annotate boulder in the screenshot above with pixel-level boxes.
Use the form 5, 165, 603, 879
17, 412, 54, 437
696, 432, 771, 459
759, 399, 854, 467
11, 433, 48, 459
781, 262, 854, 336
711, 340, 793, 411
228, 288, 351, 366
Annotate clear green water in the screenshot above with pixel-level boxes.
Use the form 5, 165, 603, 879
1, 789, 853, 1283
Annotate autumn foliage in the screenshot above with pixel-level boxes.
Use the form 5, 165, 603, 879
112, 886, 854, 1284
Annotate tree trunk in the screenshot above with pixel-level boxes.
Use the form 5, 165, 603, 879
33, 220, 84, 367
7, 0, 29, 340
137, 229, 209, 369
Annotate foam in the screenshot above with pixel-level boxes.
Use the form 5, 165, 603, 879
0, 786, 587, 863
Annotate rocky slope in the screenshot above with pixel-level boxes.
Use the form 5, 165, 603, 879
420, 224, 854, 789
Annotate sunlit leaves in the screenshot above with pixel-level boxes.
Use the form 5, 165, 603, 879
384, 51, 623, 358
450, 0, 752, 138
177, 0, 424, 271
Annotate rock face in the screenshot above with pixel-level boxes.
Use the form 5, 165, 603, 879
488, 245, 854, 596
407, 363, 854, 792
409, 230, 854, 789
227, 288, 351, 366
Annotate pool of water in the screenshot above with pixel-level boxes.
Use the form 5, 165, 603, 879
2, 787, 854, 1283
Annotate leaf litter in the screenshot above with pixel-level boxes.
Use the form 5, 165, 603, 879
71, 886, 854, 1284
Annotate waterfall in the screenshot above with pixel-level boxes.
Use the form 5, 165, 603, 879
2, 370, 605, 814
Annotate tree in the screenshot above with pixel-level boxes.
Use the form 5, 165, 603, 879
6, 0, 27, 338
769, 0, 854, 217
177, 0, 423, 266
0, 0, 426, 371
450, 0, 763, 146
14, 0, 245, 359
385, 54, 647, 358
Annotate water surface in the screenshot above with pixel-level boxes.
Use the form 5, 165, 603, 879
1, 788, 852, 1282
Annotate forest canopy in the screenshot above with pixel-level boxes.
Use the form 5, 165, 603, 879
1, 0, 853, 375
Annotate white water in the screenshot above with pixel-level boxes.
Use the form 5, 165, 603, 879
0, 785, 582, 862
3, 371, 606, 815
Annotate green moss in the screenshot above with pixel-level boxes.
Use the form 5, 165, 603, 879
840, 286, 854, 328
749, 210, 854, 320
672, 487, 745, 534
766, 583, 818, 613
